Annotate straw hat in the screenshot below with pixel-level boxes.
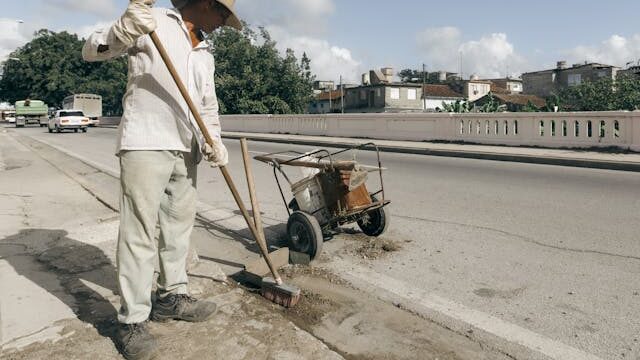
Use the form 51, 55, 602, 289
171, 0, 242, 30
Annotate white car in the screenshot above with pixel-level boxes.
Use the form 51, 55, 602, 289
6, 116, 16, 124
48, 110, 90, 133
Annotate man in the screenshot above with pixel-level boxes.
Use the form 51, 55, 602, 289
82, 1, 242, 359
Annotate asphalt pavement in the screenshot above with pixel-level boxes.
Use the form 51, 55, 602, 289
9, 124, 640, 360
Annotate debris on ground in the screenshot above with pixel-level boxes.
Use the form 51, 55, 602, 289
346, 234, 402, 260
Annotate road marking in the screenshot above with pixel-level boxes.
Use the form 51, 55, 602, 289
330, 258, 603, 360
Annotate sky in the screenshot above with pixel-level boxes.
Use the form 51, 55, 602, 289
2, 0, 640, 84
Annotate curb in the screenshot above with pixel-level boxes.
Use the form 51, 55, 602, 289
91, 126, 640, 172
15, 133, 267, 244
222, 134, 640, 173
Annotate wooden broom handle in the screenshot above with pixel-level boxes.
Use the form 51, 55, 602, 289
241, 139, 282, 282
149, 31, 281, 282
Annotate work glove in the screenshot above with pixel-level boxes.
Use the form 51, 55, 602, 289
203, 140, 229, 168
111, 0, 157, 47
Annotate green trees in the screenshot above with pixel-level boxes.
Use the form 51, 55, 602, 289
209, 26, 314, 114
0, 26, 315, 115
554, 75, 640, 111
399, 68, 445, 84
0, 30, 127, 115
441, 99, 470, 113
398, 69, 425, 83
478, 92, 503, 113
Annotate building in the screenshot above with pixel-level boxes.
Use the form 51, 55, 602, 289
473, 93, 546, 112
618, 65, 640, 78
310, 68, 467, 113
335, 67, 421, 113
313, 80, 335, 93
343, 83, 423, 113
422, 85, 464, 111
435, 71, 461, 82
308, 89, 344, 114
486, 78, 523, 93
449, 76, 492, 102
522, 61, 620, 98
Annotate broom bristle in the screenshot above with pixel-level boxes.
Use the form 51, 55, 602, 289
261, 277, 301, 308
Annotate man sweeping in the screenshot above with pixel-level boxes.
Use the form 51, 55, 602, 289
82, 0, 242, 359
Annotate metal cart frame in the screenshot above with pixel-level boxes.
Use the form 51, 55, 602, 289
254, 143, 391, 259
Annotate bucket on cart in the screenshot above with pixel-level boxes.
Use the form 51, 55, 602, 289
291, 175, 331, 226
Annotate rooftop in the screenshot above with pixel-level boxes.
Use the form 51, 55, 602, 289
492, 93, 546, 108
523, 62, 620, 75
423, 84, 463, 98
316, 90, 344, 101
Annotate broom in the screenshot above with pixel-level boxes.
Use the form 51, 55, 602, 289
149, 31, 300, 307
240, 138, 301, 307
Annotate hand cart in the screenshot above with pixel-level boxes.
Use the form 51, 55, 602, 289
254, 143, 391, 259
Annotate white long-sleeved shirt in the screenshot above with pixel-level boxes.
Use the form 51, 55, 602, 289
82, 7, 221, 158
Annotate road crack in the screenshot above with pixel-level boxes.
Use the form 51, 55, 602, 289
0, 193, 33, 198
395, 214, 640, 262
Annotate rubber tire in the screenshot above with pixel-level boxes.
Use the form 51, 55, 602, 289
82, 128, 87, 133
357, 196, 390, 237
74, 128, 78, 133
287, 211, 323, 259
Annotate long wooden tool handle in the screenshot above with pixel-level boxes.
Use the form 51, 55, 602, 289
241, 139, 282, 283
149, 31, 275, 276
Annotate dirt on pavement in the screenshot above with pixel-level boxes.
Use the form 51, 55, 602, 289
277, 267, 512, 360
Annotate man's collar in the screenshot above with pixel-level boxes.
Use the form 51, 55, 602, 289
165, 8, 210, 50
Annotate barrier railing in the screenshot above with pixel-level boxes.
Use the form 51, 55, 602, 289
221, 112, 640, 151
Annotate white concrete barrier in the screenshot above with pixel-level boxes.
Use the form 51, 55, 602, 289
221, 112, 640, 151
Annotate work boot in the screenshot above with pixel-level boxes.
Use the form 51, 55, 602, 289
114, 321, 158, 360
151, 293, 217, 323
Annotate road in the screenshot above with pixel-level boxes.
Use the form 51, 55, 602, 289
12, 125, 640, 359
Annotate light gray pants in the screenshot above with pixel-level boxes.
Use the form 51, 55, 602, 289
117, 148, 198, 324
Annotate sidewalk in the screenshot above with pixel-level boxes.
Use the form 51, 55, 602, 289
222, 131, 640, 172
0, 130, 342, 359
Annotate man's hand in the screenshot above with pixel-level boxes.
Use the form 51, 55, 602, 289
203, 141, 229, 168
112, 0, 157, 47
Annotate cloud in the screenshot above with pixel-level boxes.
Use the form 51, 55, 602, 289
71, 21, 114, 39
236, 0, 361, 82
0, 19, 31, 60
417, 27, 527, 78
564, 34, 640, 67
416, 27, 461, 68
237, 0, 335, 36
48, 0, 118, 18
266, 26, 361, 83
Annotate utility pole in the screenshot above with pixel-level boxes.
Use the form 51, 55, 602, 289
422, 63, 427, 111
459, 51, 463, 80
340, 75, 345, 114
328, 86, 332, 114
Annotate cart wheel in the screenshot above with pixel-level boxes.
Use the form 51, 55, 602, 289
357, 196, 390, 237
287, 211, 323, 259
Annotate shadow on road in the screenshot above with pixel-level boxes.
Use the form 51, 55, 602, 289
194, 214, 288, 255
0, 229, 119, 343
